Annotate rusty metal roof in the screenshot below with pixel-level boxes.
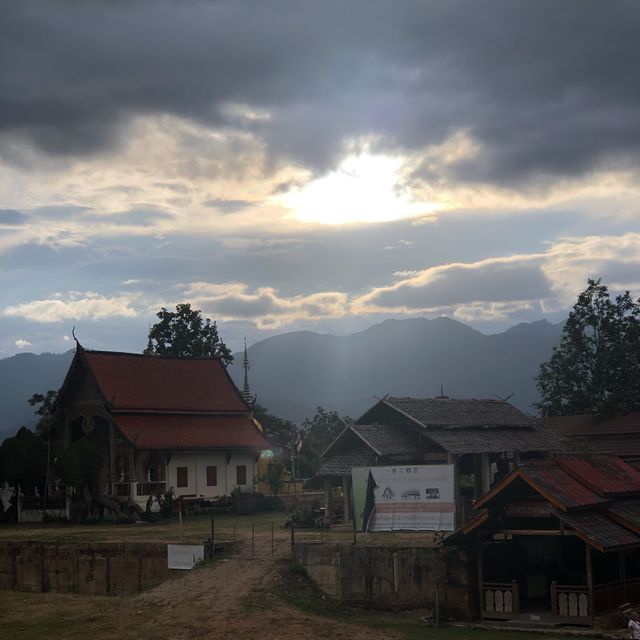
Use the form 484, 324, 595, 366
556, 455, 640, 497
554, 509, 640, 552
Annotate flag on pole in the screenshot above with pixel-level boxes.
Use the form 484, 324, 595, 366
295, 431, 303, 453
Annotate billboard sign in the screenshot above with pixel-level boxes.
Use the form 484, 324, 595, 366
351, 464, 455, 532
167, 544, 205, 570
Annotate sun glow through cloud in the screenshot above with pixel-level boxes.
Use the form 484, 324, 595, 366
276, 153, 440, 225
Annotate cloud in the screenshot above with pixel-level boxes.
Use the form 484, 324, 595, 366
184, 282, 349, 329
203, 198, 254, 214
0, 209, 25, 225
15, 339, 31, 348
4, 292, 139, 323
3, 1, 640, 190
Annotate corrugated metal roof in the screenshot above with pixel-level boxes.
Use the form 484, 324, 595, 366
516, 460, 609, 510
115, 413, 268, 450
557, 455, 640, 497
554, 509, 640, 552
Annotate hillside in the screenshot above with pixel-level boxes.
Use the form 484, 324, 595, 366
0, 318, 562, 440
227, 317, 563, 423
0, 350, 74, 440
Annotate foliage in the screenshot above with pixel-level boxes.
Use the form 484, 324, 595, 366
0, 427, 47, 494
156, 488, 175, 518
258, 459, 287, 495
144, 303, 233, 365
55, 437, 103, 491
252, 403, 298, 456
289, 502, 325, 528
299, 406, 349, 473
28, 390, 58, 437
535, 279, 640, 416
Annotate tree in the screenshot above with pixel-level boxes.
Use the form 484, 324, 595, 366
253, 403, 298, 455
144, 303, 233, 365
259, 459, 287, 495
299, 406, 350, 473
0, 427, 47, 495
29, 390, 58, 437
55, 437, 102, 493
535, 279, 640, 417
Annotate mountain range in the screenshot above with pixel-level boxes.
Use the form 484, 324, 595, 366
0, 317, 563, 441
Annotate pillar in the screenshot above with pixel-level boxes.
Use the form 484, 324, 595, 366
324, 479, 333, 518
447, 452, 462, 527
342, 475, 352, 522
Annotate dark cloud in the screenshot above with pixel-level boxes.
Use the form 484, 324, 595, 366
365, 262, 552, 310
203, 198, 253, 214
0, 209, 25, 225
2, 2, 640, 184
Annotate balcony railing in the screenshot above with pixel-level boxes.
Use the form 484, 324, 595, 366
483, 581, 519, 618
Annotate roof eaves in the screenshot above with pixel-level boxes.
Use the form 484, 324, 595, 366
319, 421, 354, 459
349, 425, 383, 457
381, 398, 429, 429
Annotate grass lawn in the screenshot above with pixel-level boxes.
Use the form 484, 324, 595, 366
0, 511, 440, 546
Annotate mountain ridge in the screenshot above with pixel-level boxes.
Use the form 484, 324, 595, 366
0, 317, 563, 440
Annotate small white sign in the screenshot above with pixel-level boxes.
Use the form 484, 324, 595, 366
167, 544, 205, 570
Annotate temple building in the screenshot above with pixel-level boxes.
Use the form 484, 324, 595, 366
50, 345, 268, 509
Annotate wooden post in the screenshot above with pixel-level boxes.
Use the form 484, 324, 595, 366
551, 581, 558, 615
586, 544, 594, 617
342, 475, 351, 522
620, 550, 628, 603
210, 513, 215, 560
324, 479, 332, 518
447, 453, 461, 526
477, 541, 484, 615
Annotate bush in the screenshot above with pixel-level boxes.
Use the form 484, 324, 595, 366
156, 489, 175, 518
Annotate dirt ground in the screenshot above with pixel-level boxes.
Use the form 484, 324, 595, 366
3, 528, 405, 640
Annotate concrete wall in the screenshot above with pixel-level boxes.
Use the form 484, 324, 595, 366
293, 543, 477, 619
0, 541, 171, 596
168, 451, 256, 498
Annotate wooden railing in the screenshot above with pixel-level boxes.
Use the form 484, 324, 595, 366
136, 481, 166, 497
551, 582, 590, 620
593, 580, 625, 614
483, 581, 519, 617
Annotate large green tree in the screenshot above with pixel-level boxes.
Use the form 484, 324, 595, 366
535, 279, 640, 417
0, 427, 47, 494
144, 303, 233, 365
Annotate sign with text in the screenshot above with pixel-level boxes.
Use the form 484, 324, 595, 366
352, 464, 455, 532
167, 544, 205, 570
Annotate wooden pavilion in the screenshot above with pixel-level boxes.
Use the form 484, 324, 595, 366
446, 455, 640, 626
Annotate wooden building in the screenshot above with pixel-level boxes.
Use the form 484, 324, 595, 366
51, 346, 268, 509
546, 413, 640, 461
317, 395, 567, 524
446, 455, 640, 626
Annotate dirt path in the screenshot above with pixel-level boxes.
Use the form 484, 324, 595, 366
134, 531, 401, 639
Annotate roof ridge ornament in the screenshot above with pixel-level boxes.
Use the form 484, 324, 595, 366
71, 326, 83, 350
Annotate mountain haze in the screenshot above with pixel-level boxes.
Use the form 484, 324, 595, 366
227, 317, 563, 423
0, 318, 562, 440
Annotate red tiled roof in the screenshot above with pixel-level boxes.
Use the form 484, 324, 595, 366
556, 455, 640, 497
114, 413, 268, 450
82, 350, 248, 413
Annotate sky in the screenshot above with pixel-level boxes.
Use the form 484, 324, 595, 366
2, 0, 640, 356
